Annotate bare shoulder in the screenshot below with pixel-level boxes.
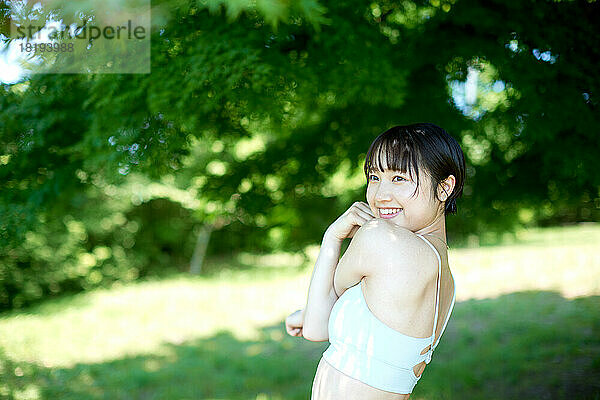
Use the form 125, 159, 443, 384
354, 219, 429, 255
352, 220, 438, 279
354, 219, 414, 244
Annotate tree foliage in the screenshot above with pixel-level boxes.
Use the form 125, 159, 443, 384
1, 0, 599, 309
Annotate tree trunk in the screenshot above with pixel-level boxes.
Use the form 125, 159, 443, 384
189, 223, 213, 275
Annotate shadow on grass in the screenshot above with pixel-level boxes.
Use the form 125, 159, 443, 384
1, 291, 599, 400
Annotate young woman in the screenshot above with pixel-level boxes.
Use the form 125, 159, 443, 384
285, 123, 466, 399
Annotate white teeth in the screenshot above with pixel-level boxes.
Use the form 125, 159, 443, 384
380, 208, 401, 215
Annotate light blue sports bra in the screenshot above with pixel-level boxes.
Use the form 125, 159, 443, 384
322, 233, 456, 394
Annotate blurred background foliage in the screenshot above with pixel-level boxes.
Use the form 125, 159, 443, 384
0, 0, 599, 310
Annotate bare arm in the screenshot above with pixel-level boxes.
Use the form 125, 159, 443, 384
285, 201, 374, 341
301, 228, 343, 342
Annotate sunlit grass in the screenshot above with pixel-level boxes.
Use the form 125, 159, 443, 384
450, 223, 600, 300
0, 271, 304, 368
1, 223, 599, 399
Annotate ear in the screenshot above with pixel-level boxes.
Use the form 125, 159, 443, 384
437, 175, 456, 201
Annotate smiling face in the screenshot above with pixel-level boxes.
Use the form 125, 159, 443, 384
366, 156, 444, 232
363, 123, 465, 236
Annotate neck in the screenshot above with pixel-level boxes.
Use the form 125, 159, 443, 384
414, 213, 447, 246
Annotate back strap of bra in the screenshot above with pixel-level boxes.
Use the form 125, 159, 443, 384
416, 234, 442, 345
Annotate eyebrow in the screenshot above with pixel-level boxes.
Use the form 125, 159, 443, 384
368, 169, 408, 175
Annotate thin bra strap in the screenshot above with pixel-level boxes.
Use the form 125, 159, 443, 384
434, 283, 456, 349
416, 234, 442, 345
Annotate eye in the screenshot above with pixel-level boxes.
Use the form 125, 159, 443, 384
368, 174, 406, 182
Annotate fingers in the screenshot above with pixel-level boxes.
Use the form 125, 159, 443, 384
349, 203, 373, 218
357, 209, 375, 221
328, 202, 377, 241
285, 310, 304, 337
347, 225, 360, 239
348, 208, 375, 226
285, 325, 303, 337
352, 201, 376, 218
360, 203, 376, 218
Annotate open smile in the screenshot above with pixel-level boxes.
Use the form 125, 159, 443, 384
378, 208, 403, 218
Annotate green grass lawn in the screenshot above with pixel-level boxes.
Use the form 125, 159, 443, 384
1, 223, 599, 399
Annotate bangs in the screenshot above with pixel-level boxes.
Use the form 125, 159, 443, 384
364, 134, 422, 183
363, 123, 466, 215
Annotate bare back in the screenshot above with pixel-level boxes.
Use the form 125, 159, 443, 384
313, 233, 455, 399
362, 235, 455, 344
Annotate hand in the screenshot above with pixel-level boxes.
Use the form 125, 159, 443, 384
326, 201, 376, 241
285, 309, 304, 337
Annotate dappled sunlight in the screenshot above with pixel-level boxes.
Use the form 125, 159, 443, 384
1, 225, 599, 398
1, 291, 598, 399
0, 324, 325, 399
0, 273, 306, 368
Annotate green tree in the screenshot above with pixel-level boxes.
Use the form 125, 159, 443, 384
1, 0, 599, 309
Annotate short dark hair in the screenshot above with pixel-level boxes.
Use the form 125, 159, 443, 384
363, 123, 466, 215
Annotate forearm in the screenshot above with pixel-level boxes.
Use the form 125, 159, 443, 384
302, 229, 342, 342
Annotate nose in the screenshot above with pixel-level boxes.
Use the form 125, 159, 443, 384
375, 180, 394, 202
